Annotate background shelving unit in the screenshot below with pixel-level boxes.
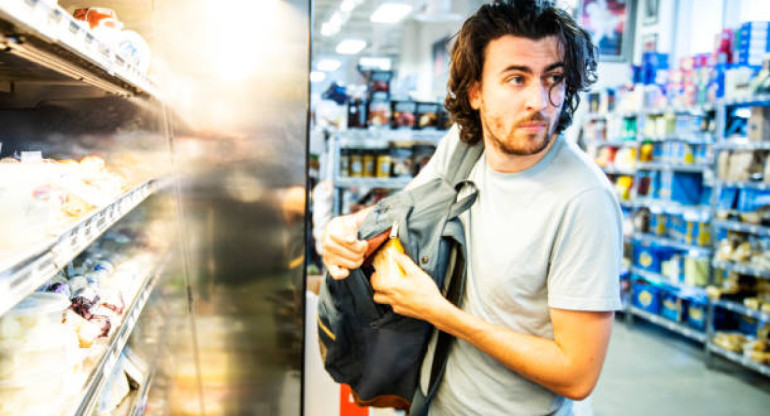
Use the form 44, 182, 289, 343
329, 128, 445, 215
586, 95, 770, 378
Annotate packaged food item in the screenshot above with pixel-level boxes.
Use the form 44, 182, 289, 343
347, 97, 367, 129
411, 144, 436, 176
391, 101, 417, 129
363, 151, 376, 178
116, 30, 151, 73
390, 142, 413, 178
367, 71, 392, 100
367, 100, 391, 128
415, 102, 441, 130
0, 164, 63, 248
376, 151, 392, 178
73, 7, 119, 29
339, 148, 350, 178
349, 150, 363, 178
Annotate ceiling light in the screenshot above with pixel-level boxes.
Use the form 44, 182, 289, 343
336, 39, 367, 55
340, 0, 356, 13
320, 22, 338, 36
359, 57, 392, 71
370, 3, 412, 24
318, 59, 341, 71
310, 71, 327, 82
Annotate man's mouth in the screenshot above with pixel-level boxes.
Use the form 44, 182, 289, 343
517, 121, 547, 133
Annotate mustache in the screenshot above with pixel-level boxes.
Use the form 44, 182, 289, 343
515, 113, 549, 126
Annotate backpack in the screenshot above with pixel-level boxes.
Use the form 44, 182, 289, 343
317, 137, 483, 414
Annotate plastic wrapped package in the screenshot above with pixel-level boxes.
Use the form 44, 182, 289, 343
0, 293, 80, 416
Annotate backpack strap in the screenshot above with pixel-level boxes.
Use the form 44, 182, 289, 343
444, 134, 484, 185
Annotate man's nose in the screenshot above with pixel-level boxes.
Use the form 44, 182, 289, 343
525, 81, 548, 112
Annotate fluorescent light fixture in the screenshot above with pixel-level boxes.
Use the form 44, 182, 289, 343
310, 71, 327, 82
318, 58, 341, 71
340, 0, 356, 13
336, 39, 367, 55
329, 11, 343, 26
370, 3, 412, 24
359, 57, 392, 71
320, 22, 338, 36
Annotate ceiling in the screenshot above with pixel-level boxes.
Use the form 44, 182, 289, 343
311, 0, 471, 72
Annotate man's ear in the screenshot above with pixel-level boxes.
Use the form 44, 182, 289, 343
468, 81, 481, 110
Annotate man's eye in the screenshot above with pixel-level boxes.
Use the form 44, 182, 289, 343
547, 74, 565, 84
508, 76, 525, 85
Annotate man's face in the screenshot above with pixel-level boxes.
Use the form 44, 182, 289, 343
469, 35, 566, 156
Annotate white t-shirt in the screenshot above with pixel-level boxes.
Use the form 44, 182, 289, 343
410, 126, 623, 416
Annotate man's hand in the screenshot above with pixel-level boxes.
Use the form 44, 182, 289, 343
321, 211, 369, 280
371, 250, 447, 321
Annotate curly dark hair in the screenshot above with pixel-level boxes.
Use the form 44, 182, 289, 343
445, 0, 598, 144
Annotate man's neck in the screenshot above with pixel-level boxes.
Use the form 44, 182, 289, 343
484, 134, 559, 174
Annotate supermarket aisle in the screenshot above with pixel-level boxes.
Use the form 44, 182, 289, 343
592, 317, 770, 416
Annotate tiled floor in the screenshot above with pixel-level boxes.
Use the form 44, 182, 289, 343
591, 316, 770, 416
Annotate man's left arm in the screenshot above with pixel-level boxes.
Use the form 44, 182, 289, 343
374, 252, 612, 401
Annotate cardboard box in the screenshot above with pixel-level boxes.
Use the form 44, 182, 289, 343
748, 106, 770, 141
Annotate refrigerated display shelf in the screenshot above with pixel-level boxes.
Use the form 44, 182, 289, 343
713, 141, 770, 151
632, 232, 712, 256
600, 165, 636, 175
334, 177, 413, 189
587, 140, 638, 148
636, 162, 711, 173
632, 198, 713, 217
722, 94, 770, 107
708, 343, 770, 377
640, 104, 715, 115
711, 219, 770, 236
712, 260, 770, 279
67, 253, 167, 416
0, 179, 159, 316
630, 266, 707, 296
628, 305, 707, 343
337, 129, 445, 148
640, 136, 714, 145
713, 299, 770, 322
0, 0, 160, 99
715, 180, 770, 190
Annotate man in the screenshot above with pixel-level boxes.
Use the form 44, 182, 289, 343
321, 1, 622, 414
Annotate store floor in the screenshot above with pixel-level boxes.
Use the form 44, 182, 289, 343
591, 316, 770, 416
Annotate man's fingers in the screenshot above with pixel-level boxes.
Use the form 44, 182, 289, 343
373, 292, 389, 305
327, 232, 368, 255
328, 265, 350, 280
324, 243, 365, 266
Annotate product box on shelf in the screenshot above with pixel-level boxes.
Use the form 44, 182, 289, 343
634, 241, 666, 273
633, 282, 662, 314
390, 142, 413, 178
391, 100, 417, 129
649, 211, 667, 236
748, 106, 770, 141
684, 296, 708, 330
367, 100, 391, 128
659, 171, 703, 205
661, 290, 682, 322
684, 255, 710, 287
739, 314, 760, 336
415, 102, 441, 130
